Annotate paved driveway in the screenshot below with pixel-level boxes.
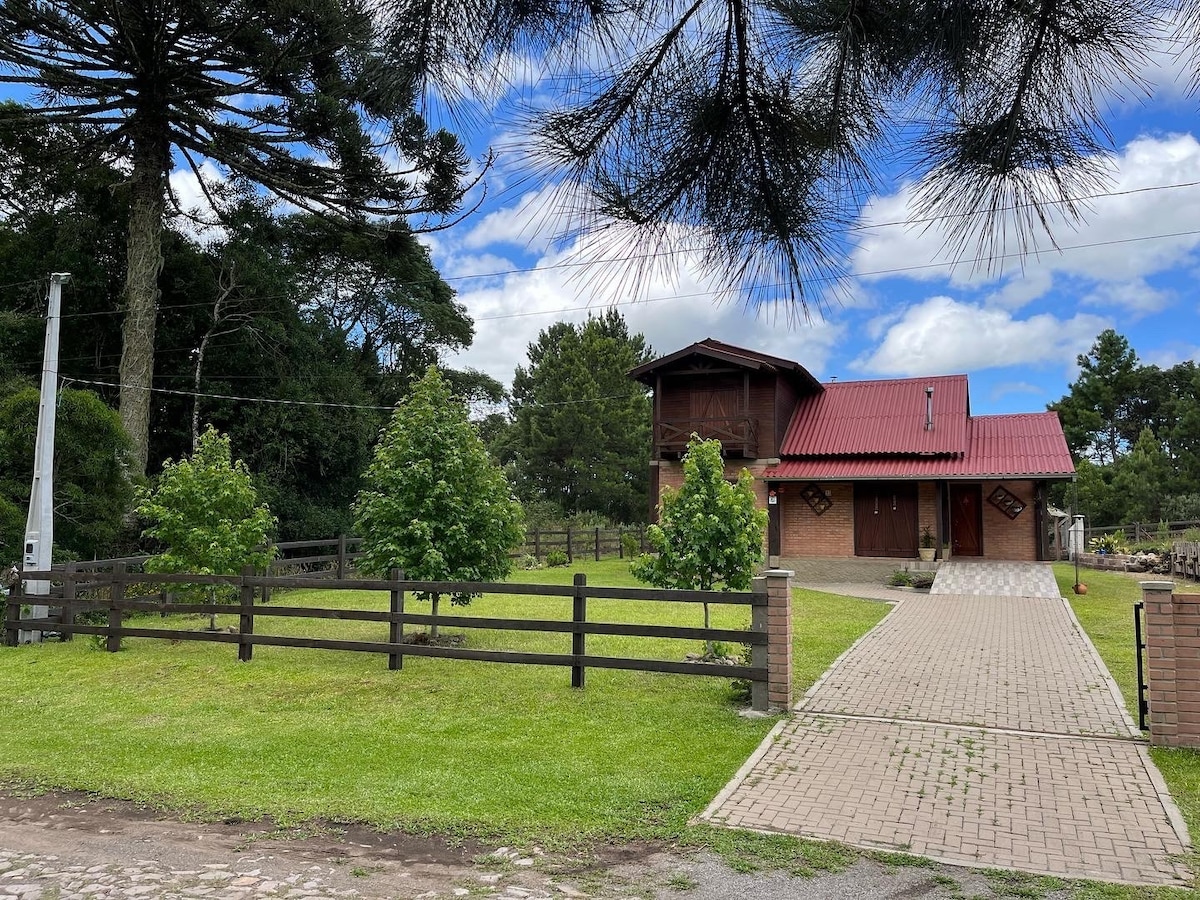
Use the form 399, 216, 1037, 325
700, 563, 1192, 887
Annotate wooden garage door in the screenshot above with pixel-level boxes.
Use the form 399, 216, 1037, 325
854, 483, 919, 558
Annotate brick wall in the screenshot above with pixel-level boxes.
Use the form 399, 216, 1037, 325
1142, 582, 1200, 748
918, 482, 938, 547
651, 459, 773, 552
980, 480, 1038, 561
779, 482, 855, 557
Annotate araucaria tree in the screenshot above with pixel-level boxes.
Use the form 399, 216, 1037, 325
632, 437, 766, 648
0, 1, 469, 473
137, 427, 275, 630
354, 366, 524, 638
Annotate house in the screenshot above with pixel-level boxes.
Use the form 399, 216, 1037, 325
629, 339, 1075, 563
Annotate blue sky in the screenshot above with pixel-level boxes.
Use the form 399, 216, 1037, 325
403, 47, 1200, 416
11, 28, 1198, 418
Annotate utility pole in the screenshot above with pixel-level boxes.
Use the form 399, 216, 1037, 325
20, 273, 69, 643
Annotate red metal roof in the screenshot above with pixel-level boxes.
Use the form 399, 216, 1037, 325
769, 412, 1074, 480
780, 375, 970, 456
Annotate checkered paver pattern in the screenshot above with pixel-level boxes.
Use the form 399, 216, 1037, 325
804, 594, 1135, 737
931, 560, 1061, 598
709, 715, 1188, 885
702, 564, 1192, 887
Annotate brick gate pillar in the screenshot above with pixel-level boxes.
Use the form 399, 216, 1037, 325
1142, 581, 1200, 748
751, 570, 794, 713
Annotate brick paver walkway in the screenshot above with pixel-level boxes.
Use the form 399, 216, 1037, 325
701, 564, 1192, 887
931, 560, 1061, 599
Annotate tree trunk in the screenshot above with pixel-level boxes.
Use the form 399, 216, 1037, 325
119, 135, 169, 476
431, 592, 440, 640
703, 601, 713, 655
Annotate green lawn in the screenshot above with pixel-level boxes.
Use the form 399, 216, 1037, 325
1054, 563, 1200, 845
0, 559, 888, 844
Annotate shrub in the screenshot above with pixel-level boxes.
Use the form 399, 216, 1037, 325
1089, 533, 1126, 554
887, 570, 913, 586
545, 550, 569, 567
519, 553, 541, 570
620, 531, 641, 558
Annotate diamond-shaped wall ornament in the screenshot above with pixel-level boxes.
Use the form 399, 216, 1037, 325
988, 485, 1026, 520
798, 482, 833, 516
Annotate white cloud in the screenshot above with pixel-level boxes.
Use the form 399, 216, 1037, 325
168, 161, 227, 243
432, 213, 844, 388
1081, 280, 1175, 315
851, 133, 1200, 313
854, 296, 1110, 376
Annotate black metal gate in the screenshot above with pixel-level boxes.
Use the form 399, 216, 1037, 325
1134, 601, 1149, 731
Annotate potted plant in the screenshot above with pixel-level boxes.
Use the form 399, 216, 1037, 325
918, 526, 937, 562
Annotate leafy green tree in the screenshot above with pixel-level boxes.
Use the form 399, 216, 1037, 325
507, 310, 652, 523
631, 437, 766, 650
137, 428, 275, 629
0, 384, 134, 560
353, 366, 524, 637
0, 4, 469, 473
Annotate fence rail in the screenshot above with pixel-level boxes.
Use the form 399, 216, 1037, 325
1085, 520, 1200, 544
43, 529, 650, 580
1173, 542, 1200, 584
5, 566, 773, 708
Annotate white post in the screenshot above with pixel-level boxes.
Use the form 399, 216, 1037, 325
1068, 514, 1085, 561
21, 273, 69, 643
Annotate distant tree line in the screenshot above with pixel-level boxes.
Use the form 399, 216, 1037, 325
0, 112, 499, 561
1050, 330, 1200, 526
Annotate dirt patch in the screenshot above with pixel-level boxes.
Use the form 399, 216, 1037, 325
0, 788, 668, 898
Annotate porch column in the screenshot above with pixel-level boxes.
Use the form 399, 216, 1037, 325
767, 481, 781, 567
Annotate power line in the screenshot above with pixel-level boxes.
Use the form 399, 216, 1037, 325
62, 376, 640, 412
63, 377, 396, 412
19, 176, 1200, 324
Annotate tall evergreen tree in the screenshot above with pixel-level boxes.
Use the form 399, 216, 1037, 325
0, 3, 470, 473
507, 310, 652, 523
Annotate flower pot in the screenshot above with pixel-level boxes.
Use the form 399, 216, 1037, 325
1074, 583, 1088, 595
918, 547, 936, 562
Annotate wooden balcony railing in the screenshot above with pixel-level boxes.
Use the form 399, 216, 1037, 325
656, 417, 759, 457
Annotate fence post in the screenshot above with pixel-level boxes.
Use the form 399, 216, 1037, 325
617, 527, 624, 559
594, 527, 601, 562
750, 570, 793, 712
533, 528, 541, 559
571, 573, 587, 688
107, 563, 125, 652
337, 535, 347, 580
238, 565, 255, 662
61, 561, 76, 642
3, 574, 21, 647
388, 568, 405, 671
566, 526, 573, 564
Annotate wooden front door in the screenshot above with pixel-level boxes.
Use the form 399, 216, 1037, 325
854, 483, 919, 557
950, 484, 983, 556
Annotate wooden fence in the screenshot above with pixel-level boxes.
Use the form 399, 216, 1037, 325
1086, 520, 1200, 544
4, 566, 786, 711
47, 529, 650, 581
1173, 542, 1200, 584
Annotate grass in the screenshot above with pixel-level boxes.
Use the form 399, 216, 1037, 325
0, 558, 887, 845
1054, 564, 1200, 857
